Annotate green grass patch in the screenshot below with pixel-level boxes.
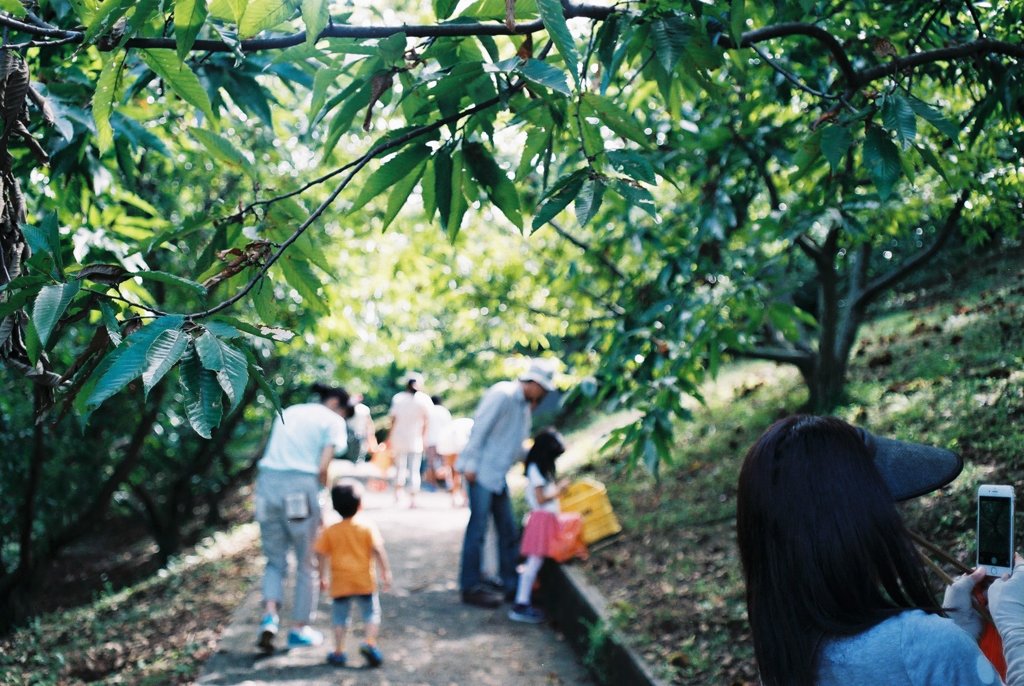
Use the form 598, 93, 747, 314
0, 525, 260, 686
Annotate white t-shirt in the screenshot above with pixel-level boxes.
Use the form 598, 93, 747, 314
388, 390, 432, 454
426, 404, 453, 447
525, 463, 560, 514
347, 403, 373, 442
436, 417, 473, 456
259, 403, 348, 474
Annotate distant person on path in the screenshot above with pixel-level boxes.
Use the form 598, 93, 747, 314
437, 416, 473, 507
347, 393, 378, 462
736, 414, 1024, 686
455, 361, 555, 607
424, 394, 452, 489
509, 428, 569, 624
315, 478, 392, 668
385, 372, 433, 508
255, 383, 350, 652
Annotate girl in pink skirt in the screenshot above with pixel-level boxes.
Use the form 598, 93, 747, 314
508, 429, 569, 624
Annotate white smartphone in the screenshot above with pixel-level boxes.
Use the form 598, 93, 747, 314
977, 484, 1016, 577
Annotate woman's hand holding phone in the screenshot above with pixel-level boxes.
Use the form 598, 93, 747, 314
944, 566, 989, 640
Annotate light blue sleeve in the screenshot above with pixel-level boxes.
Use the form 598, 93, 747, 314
900, 612, 1002, 686
455, 386, 504, 474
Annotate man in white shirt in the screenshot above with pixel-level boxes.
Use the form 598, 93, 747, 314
385, 372, 433, 508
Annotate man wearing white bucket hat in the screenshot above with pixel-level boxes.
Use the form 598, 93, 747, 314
455, 360, 556, 608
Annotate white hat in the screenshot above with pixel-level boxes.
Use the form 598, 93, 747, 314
519, 362, 556, 392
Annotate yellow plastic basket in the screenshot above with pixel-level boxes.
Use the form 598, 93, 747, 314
559, 478, 622, 544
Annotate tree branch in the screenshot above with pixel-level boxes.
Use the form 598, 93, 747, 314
739, 23, 856, 85
727, 344, 814, 367
0, 2, 616, 52
549, 219, 627, 281
855, 189, 970, 309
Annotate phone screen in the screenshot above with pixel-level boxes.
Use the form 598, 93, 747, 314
979, 495, 1013, 568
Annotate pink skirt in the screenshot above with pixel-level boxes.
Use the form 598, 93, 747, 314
520, 510, 559, 557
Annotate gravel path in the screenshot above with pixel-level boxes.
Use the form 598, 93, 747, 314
198, 487, 594, 685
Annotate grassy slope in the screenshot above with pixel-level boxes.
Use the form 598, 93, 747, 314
578, 251, 1024, 685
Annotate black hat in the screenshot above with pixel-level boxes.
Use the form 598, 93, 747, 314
858, 428, 963, 501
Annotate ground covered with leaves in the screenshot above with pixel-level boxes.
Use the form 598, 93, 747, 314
0, 519, 259, 685
577, 251, 1024, 685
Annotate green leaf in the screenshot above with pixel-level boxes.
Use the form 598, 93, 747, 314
248, 354, 283, 418
99, 300, 123, 345
650, 17, 687, 73
820, 125, 853, 172
447, 149, 469, 239
377, 33, 406, 68
907, 96, 960, 142
881, 93, 916, 149
175, 0, 208, 59
140, 49, 215, 122
141, 329, 188, 396
217, 341, 249, 411
0, 0, 26, 17
914, 142, 950, 185
238, 0, 296, 38
83, 0, 135, 46
791, 128, 823, 180
195, 330, 226, 370
730, 0, 745, 45
350, 144, 431, 212
134, 270, 208, 296
189, 127, 256, 179
463, 142, 523, 229
516, 128, 549, 182
32, 282, 80, 347
574, 177, 605, 226
536, 0, 580, 88
178, 344, 223, 438
253, 276, 278, 324
532, 170, 586, 230
863, 125, 902, 201
93, 53, 125, 153
433, 0, 457, 20
301, 0, 328, 46
516, 59, 571, 96
606, 150, 656, 184
581, 92, 652, 148
278, 255, 327, 314
204, 321, 242, 339
86, 315, 186, 409
381, 157, 427, 230
611, 179, 657, 219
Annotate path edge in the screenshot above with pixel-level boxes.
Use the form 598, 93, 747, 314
541, 560, 669, 686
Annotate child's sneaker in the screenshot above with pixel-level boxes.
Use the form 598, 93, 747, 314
326, 651, 347, 666
256, 613, 278, 651
359, 643, 384, 667
286, 625, 324, 648
508, 603, 545, 624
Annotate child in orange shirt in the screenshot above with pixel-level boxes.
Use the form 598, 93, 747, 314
314, 478, 392, 667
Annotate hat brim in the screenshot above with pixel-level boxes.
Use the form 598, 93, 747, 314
519, 372, 555, 392
859, 429, 963, 501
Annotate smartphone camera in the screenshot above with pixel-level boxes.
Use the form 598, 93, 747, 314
977, 484, 1016, 577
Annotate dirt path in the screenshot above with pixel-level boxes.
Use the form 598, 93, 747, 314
198, 487, 594, 685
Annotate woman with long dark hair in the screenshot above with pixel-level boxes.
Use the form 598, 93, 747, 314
736, 415, 1024, 685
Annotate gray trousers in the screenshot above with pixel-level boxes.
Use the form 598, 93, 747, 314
255, 469, 321, 624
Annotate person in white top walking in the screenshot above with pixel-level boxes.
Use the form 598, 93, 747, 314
424, 395, 453, 489
385, 372, 432, 508
255, 382, 350, 652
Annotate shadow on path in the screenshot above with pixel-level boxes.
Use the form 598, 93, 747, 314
199, 488, 594, 685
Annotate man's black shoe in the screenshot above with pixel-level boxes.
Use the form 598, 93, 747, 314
461, 587, 503, 608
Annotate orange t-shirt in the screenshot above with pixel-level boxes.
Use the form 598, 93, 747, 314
314, 516, 383, 598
